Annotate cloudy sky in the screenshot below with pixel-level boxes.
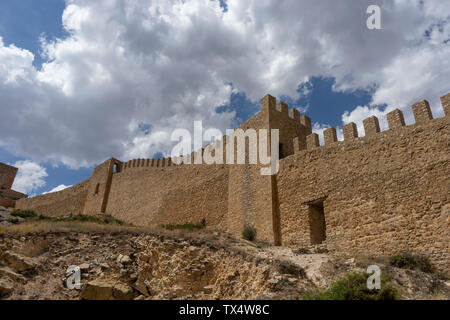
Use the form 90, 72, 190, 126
0, 0, 449, 195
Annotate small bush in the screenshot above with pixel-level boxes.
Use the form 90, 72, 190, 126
100, 215, 125, 225
242, 225, 257, 241
162, 220, 206, 232
4, 212, 127, 227
302, 272, 399, 300
388, 253, 434, 273
68, 214, 125, 225
8, 218, 20, 224
11, 210, 37, 219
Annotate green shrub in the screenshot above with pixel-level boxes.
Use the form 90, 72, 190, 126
242, 225, 257, 241
8, 218, 20, 224
302, 272, 399, 300
69, 214, 126, 225
101, 215, 125, 225
11, 210, 37, 219
6, 212, 126, 225
162, 220, 206, 232
388, 253, 434, 273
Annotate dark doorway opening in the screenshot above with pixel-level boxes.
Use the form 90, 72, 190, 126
308, 199, 326, 245
279, 143, 285, 159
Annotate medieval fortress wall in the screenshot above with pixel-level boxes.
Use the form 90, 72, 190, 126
277, 107, 449, 271
15, 179, 89, 217
12, 92, 450, 271
107, 163, 229, 228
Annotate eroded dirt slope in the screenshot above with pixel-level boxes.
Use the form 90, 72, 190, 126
0, 229, 449, 300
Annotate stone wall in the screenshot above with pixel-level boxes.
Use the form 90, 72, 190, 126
225, 95, 311, 243
0, 163, 18, 190
16, 180, 90, 216
83, 158, 123, 215
276, 104, 449, 271
0, 163, 27, 208
0, 198, 15, 208
11, 91, 450, 272
105, 163, 228, 227
226, 108, 274, 242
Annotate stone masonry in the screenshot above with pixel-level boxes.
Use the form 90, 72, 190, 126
15, 92, 450, 272
0, 163, 27, 208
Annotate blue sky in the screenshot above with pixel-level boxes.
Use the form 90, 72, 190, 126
0, 1, 448, 195
0, 0, 92, 194
0, 0, 68, 68
0, 1, 93, 194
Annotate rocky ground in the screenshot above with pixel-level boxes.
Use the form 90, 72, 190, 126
0, 207, 25, 227
0, 207, 449, 300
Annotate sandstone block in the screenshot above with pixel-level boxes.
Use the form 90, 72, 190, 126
113, 282, 135, 300
81, 279, 115, 300
3, 251, 37, 273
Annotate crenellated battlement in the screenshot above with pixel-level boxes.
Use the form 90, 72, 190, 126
261, 94, 311, 130
122, 157, 177, 170
294, 93, 450, 153
14, 90, 450, 272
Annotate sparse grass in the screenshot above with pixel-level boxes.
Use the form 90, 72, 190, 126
9, 212, 127, 225
161, 219, 206, 232
11, 209, 37, 219
0, 213, 215, 238
0, 213, 132, 235
242, 225, 257, 241
302, 272, 399, 300
0, 220, 139, 235
65, 214, 126, 225
38, 214, 53, 220
388, 253, 435, 273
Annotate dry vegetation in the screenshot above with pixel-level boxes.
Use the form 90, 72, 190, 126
0, 209, 449, 300
0, 220, 141, 236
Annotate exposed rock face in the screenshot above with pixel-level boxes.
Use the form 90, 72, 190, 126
2, 251, 37, 273
134, 238, 280, 299
0, 278, 13, 297
81, 279, 135, 300
0, 208, 13, 227
0, 267, 27, 283
112, 282, 135, 300
0, 231, 448, 300
116, 254, 131, 265
81, 279, 115, 300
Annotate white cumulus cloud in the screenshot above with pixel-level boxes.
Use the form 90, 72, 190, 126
0, 0, 449, 168
42, 184, 72, 195
11, 160, 48, 194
